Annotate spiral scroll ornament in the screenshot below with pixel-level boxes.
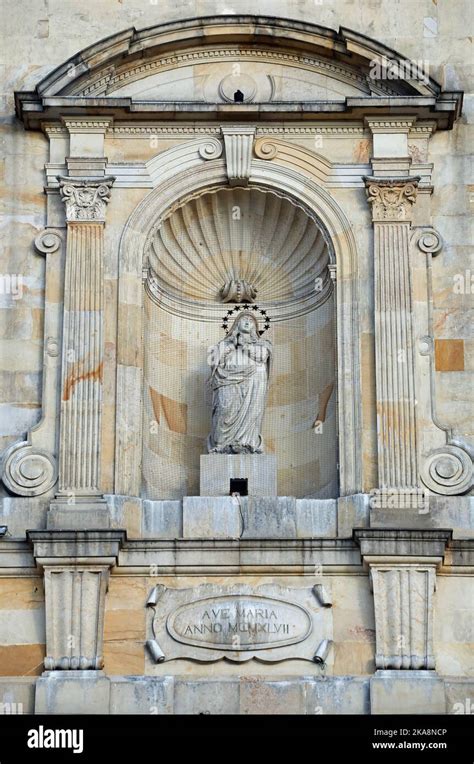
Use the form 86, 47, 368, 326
1, 441, 58, 497
254, 138, 278, 160
34, 230, 62, 256
198, 138, 223, 160
421, 445, 473, 495
412, 227, 443, 255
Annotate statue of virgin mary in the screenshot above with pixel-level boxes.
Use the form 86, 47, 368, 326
207, 311, 272, 454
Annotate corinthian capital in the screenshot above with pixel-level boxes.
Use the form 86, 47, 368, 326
364, 176, 419, 222
58, 176, 115, 222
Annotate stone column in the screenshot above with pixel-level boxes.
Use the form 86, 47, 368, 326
55, 176, 114, 504
364, 176, 423, 507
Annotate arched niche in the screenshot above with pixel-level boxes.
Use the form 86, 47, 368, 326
142, 186, 336, 499
115, 152, 362, 499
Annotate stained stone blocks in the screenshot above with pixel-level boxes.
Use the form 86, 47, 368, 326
370, 671, 446, 715
200, 454, 277, 497
11, 673, 474, 715
181, 496, 338, 539
0, 677, 36, 714
109, 676, 174, 715
182, 497, 241, 539
0, 4, 473, 720
35, 671, 111, 715
306, 677, 370, 715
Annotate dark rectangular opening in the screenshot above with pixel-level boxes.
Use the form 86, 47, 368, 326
230, 478, 248, 496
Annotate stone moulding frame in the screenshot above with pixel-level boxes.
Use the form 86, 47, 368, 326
115, 142, 362, 498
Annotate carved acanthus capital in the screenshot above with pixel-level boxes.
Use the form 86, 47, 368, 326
58, 176, 115, 222
364, 176, 419, 222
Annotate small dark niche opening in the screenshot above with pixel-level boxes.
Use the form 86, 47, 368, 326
233, 89, 244, 102
230, 478, 248, 496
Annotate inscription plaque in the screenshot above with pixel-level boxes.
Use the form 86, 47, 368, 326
146, 584, 332, 664
168, 595, 312, 650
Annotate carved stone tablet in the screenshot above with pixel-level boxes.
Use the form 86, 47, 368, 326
146, 584, 333, 663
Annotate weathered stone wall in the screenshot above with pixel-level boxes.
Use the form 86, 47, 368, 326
0, 2, 472, 718
1, 0, 472, 484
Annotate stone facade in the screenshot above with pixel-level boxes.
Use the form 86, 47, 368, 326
0, 4, 472, 716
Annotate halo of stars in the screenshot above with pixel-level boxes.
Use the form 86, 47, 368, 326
221, 304, 271, 336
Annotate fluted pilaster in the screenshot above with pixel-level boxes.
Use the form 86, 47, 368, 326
365, 177, 422, 502
57, 177, 114, 496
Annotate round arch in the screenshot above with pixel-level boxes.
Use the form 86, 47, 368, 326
115, 147, 362, 498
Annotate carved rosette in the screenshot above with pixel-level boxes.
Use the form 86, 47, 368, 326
58, 177, 114, 222
365, 177, 419, 222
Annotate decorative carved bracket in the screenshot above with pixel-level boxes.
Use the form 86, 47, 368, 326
28, 530, 125, 672
221, 126, 256, 186
355, 529, 451, 671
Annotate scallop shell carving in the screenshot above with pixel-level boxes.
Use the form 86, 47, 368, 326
147, 188, 329, 304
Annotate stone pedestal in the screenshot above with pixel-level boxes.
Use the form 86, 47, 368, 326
183, 497, 241, 538
200, 454, 277, 497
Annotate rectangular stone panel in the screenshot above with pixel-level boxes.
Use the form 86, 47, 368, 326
370, 671, 446, 715
200, 454, 277, 497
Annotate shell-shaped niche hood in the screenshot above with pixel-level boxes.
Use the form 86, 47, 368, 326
147, 188, 331, 314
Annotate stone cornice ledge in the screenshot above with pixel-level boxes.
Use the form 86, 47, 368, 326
116, 537, 362, 575
354, 528, 452, 562
16, 97, 462, 130
27, 529, 126, 567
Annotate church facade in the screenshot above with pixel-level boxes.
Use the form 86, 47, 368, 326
0, 4, 472, 715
